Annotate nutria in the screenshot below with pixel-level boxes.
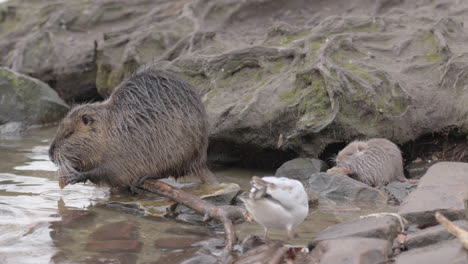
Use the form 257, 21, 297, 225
332, 138, 407, 187
49, 68, 216, 190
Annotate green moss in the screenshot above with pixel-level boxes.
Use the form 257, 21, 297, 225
280, 71, 332, 127
419, 33, 441, 63
266, 30, 310, 46
311, 41, 323, 50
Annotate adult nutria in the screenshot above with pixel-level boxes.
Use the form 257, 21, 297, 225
49, 68, 216, 190
331, 138, 407, 187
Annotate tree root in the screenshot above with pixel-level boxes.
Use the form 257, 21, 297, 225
142, 179, 246, 250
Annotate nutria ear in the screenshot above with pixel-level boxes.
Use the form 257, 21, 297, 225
356, 142, 367, 152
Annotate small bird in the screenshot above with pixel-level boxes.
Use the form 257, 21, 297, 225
240, 176, 309, 242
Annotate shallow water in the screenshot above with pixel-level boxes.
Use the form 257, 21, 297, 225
0, 127, 396, 263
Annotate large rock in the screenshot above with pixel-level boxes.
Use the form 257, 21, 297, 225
396, 240, 468, 264
406, 220, 468, 249
309, 237, 392, 264
308, 215, 401, 248
2, 0, 468, 162
275, 158, 327, 181
380, 181, 418, 205
398, 162, 468, 227
0, 67, 69, 127
303, 172, 388, 202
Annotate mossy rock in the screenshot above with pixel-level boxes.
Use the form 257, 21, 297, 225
0, 67, 69, 126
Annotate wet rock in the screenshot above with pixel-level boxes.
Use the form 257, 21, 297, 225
0, 67, 69, 127
105, 182, 240, 219
405, 160, 432, 180
406, 220, 468, 249
465, 196, 468, 219
303, 172, 388, 202
396, 240, 468, 264
85, 240, 143, 253
398, 162, 468, 227
84, 253, 137, 264
173, 182, 241, 223
154, 236, 207, 249
380, 181, 417, 204
309, 237, 392, 264
234, 242, 290, 264
0, 122, 26, 134
308, 215, 401, 248
275, 158, 328, 181
90, 221, 137, 241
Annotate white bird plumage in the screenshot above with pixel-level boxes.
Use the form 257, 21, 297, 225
240, 176, 309, 241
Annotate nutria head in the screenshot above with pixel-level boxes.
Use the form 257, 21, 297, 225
335, 141, 368, 165
49, 103, 109, 177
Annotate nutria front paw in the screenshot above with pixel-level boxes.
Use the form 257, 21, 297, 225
66, 171, 89, 185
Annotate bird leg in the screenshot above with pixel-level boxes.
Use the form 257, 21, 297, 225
263, 227, 270, 245
141, 179, 245, 250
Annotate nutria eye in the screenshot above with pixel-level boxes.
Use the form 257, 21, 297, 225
81, 115, 94, 126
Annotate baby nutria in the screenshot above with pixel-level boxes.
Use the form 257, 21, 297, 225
333, 138, 407, 187
49, 68, 216, 190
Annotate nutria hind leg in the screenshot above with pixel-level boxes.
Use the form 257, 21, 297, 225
141, 179, 246, 250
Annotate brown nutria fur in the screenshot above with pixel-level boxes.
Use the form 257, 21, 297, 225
49, 68, 216, 189
334, 138, 407, 187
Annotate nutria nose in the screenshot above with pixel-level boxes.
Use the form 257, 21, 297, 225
49, 142, 56, 163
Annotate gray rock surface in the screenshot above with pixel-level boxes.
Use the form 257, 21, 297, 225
406, 220, 468, 249
303, 172, 388, 202
275, 158, 328, 181
380, 181, 417, 204
2, 0, 468, 160
398, 162, 468, 227
396, 240, 468, 264
309, 237, 392, 264
308, 215, 401, 248
0, 67, 69, 128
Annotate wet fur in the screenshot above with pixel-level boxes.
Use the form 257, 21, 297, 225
49, 68, 211, 188
335, 138, 407, 187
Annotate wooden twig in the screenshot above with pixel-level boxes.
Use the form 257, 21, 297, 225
435, 212, 468, 249
142, 179, 246, 250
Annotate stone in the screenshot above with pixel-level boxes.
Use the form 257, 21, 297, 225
309, 237, 392, 264
398, 162, 468, 227
105, 182, 240, 219
406, 220, 468, 249
85, 240, 143, 253
90, 221, 137, 241
234, 243, 289, 264
308, 215, 401, 248
380, 181, 417, 204
465, 196, 468, 220
275, 158, 328, 181
405, 161, 431, 180
396, 240, 468, 264
0, 67, 69, 126
3, 0, 468, 167
303, 172, 388, 202
0, 122, 25, 134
